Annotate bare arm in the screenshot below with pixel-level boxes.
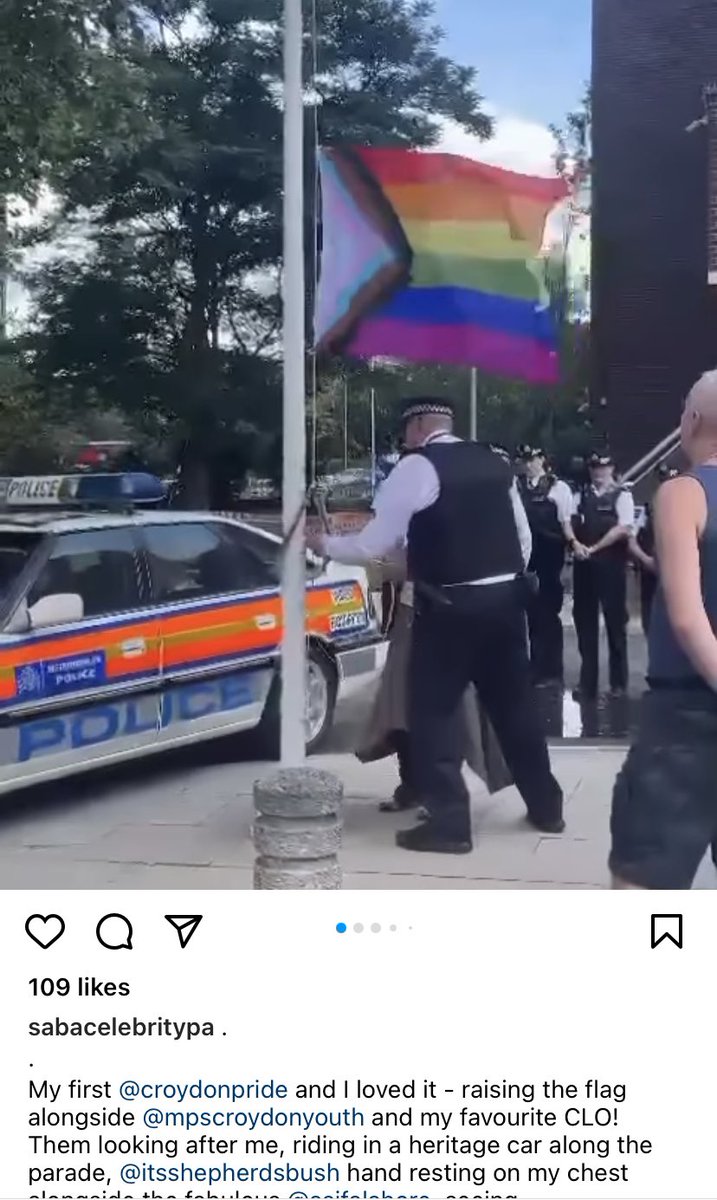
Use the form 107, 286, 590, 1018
628, 534, 655, 572
654, 476, 717, 685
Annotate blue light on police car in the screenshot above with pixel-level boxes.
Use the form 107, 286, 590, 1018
0, 472, 166, 507
72, 473, 165, 504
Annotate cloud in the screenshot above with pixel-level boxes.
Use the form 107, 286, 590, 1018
438, 112, 559, 177
436, 110, 590, 308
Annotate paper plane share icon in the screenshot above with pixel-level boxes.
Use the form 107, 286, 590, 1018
164, 914, 203, 949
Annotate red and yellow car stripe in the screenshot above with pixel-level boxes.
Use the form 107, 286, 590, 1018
0, 581, 367, 705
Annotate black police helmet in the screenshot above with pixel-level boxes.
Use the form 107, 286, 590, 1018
587, 451, 615, 468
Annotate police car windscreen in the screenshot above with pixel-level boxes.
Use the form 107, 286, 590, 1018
0, 532, 39, 598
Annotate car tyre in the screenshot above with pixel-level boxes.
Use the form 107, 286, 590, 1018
254, 642, 338, 760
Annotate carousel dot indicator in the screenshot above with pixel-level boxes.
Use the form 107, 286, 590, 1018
336, 922, 347, 934
371, 923, 381, 933
353, 922, 364, 933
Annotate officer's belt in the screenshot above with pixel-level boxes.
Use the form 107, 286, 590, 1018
413, 573, 533, 607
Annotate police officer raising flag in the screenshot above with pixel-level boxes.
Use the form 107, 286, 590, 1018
307, 397, 564, 854
570, 451, 635, 699
516, 446, 575, 686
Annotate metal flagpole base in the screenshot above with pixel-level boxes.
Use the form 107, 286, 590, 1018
253, 767, 344, 889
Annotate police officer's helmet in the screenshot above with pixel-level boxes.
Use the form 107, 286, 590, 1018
516, 445, 545, 462
399, 397, 455, 425
587, 452, 615, 469
657, 464, 679, 481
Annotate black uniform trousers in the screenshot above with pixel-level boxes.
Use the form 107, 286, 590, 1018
639, 570, 657, 638
573, 555, 628, 695
380, 582, 416, 792
408, 579, 563, 841
527, 537, 565, 681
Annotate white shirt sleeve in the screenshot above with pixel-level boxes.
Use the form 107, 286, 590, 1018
322, 454, 439, 564
510, 481, 532, 567
548, 480, 574, 525
616, 490, 635, 530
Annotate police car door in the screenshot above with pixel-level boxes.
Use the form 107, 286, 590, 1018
0, 526, 161, 789
139, 520, 277, 747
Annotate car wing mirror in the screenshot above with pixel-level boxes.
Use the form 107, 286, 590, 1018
28, 592, 84, 630
5, 597, 30, 635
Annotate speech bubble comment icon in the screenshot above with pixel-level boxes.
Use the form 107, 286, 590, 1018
25, 914, 65, 949
96, 913, 133, 951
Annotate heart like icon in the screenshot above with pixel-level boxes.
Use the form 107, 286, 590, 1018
25, 914, 65, 950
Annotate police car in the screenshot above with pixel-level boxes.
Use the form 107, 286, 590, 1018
0, 473, 384, 795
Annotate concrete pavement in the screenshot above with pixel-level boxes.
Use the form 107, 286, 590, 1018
0, 743, 713, 890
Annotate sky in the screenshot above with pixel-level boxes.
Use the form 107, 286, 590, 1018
6, 1, 592, 327
436, 0, 591, 128
434, 0, 591, 175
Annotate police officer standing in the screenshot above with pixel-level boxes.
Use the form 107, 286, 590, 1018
307, 397, 564, 854
516, 446, 574, 685
629, 465, 679, 636
570, 452, 635, 698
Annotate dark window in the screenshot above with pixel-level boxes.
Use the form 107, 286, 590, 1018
28, 528, 142, 619
221, 523, 281, 583
143, 522, 275, 604
0, 531, 40, 602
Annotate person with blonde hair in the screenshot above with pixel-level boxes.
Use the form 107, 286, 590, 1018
611, 370, 717, 888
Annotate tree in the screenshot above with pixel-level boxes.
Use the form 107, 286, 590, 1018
0, 0, 191, 202
550, 84, 591, 201
24, 0, 495, 504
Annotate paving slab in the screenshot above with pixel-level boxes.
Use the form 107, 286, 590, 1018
0, 745, 713, 890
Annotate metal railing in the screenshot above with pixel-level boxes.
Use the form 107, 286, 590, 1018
621, 427, 681, 486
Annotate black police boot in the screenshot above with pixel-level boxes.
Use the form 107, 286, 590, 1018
527, 812, 566, 835
379, 783, 420, 813
378, 731, 422, 812
396, 822, 473, 855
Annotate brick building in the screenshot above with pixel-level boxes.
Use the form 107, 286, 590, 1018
592, 0, 717, 468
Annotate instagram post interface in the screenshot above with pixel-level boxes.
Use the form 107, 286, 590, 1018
1, 0, 717, 1198
1, 894, 714, 1200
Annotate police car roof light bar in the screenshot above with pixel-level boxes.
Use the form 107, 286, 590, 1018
0, 473, 166, 510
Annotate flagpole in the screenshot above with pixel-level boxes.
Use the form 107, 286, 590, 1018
469, 367, 478, 440
369, 367, 377, 493
343, 379, 348, 468
280, 0, 306, 766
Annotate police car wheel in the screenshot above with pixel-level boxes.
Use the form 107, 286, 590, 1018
305, 648, 337, 751
255, 644, 337, 759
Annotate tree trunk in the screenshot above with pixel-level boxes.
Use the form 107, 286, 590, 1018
176, 448, 212, 510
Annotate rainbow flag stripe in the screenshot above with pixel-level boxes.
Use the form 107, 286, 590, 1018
315, 146, 568, 384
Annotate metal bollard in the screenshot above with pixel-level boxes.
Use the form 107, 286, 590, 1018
253, 767, 343, 889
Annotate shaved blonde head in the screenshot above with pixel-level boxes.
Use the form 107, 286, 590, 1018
681, 370, 717, 463
685, 370, 717, 426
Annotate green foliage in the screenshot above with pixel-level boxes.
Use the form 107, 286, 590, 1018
19, 0, 493, 502
550, 83, 591, 196
0, 0, 155, 201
